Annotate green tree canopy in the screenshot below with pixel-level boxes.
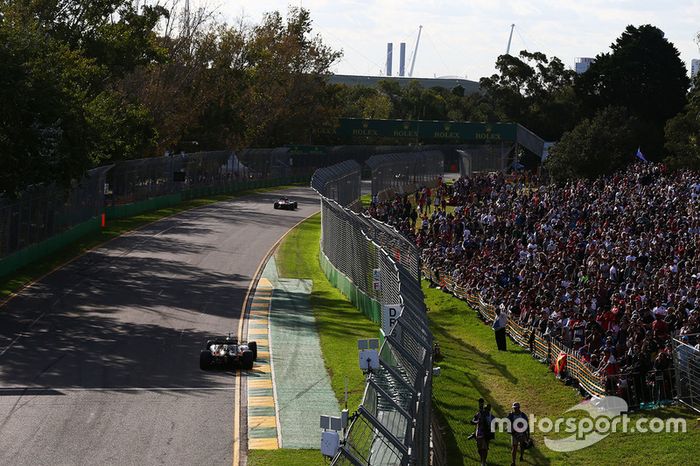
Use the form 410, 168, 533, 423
664, 73, 700, 169
479, 50, 578, 140
0, 14, 97, 195
544, 106, 638, 182
0, 1, 166, 194
575, 25, 689, 159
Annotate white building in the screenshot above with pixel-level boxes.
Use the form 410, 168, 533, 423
692, 59, 700, 80
575, 57, 595, 74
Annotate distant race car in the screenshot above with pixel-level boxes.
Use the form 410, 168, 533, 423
199, 334, 257, 370
274, 197, 298, 210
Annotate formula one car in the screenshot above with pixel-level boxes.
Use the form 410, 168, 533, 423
273, 197, 298, 210
199, 334, 257, 370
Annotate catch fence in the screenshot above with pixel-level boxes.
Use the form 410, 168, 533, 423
457, 144, 515, 176
1, 150, 309, 277
0, 166, 110, 260
674, 336, 700, 413
366, 151, 444, 199
310, 160, 362, 209
313, 161, 435, 465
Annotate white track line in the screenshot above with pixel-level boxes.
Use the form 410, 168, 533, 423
0, 387, 234, 392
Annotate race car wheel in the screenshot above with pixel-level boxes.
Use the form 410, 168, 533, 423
248, 341, 258, 360
241, 350, 254, 370
293, 202, 298, 209
274, 203, 279, 209
200, 350, 213, 370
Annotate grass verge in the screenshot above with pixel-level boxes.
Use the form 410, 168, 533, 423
425, 281, 700, 466
250, 211, 699, 465
248, 213, 379, 465
275, 213, 379, 410
0, 185, 302, 301
246, 449, 322, 466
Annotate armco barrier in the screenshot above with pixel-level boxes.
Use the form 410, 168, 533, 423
424, 265, 607, 398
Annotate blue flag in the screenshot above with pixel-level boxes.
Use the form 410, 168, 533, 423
635, 147, 649, 162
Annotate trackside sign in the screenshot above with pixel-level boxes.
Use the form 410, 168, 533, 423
382, 304, 402, 334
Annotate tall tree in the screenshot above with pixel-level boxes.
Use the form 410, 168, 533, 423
664, 73, 700, 169
544, 106, 637, 182
0, 12, 98, 195
6, 0, 168, 79
239, 7, 341, 147
479, 51, 578, 140
575, 25, 689, 159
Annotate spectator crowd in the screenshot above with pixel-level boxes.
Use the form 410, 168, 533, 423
366, 164, 700, 404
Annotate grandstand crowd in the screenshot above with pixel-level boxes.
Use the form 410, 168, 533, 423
365, 163, 700, 402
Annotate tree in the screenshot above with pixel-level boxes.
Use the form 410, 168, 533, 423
0, 11, 104, 195
0, 1, 166, 194
479, 51, 578, 140
6, 1, 168, 79
664, 73, 700, 169
237, 7, 342, 147
575, 25, 689, 159
85, 91, 158, 163
544, 107, 638, 182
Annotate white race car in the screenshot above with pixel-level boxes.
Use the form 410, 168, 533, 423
199, 335, 257, 370
273, 197, 298, 210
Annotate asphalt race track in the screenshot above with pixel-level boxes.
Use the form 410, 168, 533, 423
0, 187, 318, 466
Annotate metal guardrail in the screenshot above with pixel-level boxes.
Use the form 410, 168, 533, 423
312, 161, 434, 465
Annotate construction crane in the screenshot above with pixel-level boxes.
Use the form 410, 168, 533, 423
408, 25, 423, 78
506, 23, 515, 55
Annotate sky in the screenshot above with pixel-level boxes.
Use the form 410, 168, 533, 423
208, 0, 700, 81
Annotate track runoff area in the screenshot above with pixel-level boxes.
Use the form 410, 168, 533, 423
0, 187, 318, 466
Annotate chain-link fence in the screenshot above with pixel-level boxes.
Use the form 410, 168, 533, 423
357, 214, 421, 284
107, 151, 258, 206
366, 151, 444, 199
311, 160, 362, 209
0, 166, 110, 259
457, 144, 516, 176
312, 162, 435, 465
674, 336, 700, 413
1, 149, 309, 274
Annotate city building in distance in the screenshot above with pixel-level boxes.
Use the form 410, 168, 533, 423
575, 57, 595, 74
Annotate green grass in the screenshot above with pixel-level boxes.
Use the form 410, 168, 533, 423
247, 449, 322, 466
425, 281, 700, 466
275, 213, 378, 410
248, 213, 379, 465
253, 212, 700, 465
0, 185, 302, 301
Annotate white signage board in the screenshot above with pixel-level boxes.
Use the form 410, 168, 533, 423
382, 304, 402, 334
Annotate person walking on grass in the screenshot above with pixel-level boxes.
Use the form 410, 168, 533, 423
493, 305, 508, 351
507, 402, 530, 465
471, 398, 493, 466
